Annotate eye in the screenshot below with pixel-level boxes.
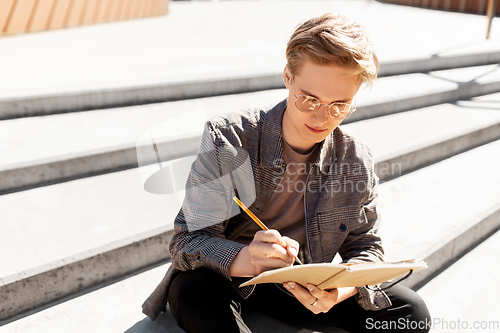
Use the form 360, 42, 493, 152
300, 96, 320, 110
302, 95, 315, 103
329, 108, 341, 117
332, 103, 348, 112
328, 103, 352, 118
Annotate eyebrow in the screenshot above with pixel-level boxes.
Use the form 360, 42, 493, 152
300, 88, 351, 104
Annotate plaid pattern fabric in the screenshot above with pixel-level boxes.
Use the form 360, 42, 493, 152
142, 100, 390, 321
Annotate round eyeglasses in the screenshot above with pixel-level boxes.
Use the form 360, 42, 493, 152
291, 78, 356, 119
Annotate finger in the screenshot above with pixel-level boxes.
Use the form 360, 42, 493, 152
251, 230, 291, 263
307, 285, 340, 313
283, 282, 316, 305
306, 284, 328, 299
281, 236, 299, 263
249, 239, 288, 258
284, 283, 325, 314
252, 256, 292, 271
254, 230, 286, 247
248, 239, 288, 263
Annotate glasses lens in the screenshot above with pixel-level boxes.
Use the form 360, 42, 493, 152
329, 104, 351, 118
296, 95, 320, 112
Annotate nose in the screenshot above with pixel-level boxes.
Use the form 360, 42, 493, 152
313, 104, 329, 124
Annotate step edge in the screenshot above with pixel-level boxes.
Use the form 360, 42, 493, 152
3, 143, 500, 320
376, 122, 500, 180
0, 136, 202, 194
0, 229, 175, 321
3, 202, 499, 322
401, 202, 500, 290
1, 51, 499, 119
4, 78, 500, 193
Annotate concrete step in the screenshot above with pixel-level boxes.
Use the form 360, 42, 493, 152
0, 262, 345, 333
0, 166, 180, 321
346, 92, 500, 180
347, 64, 500, 123
2, 64, 500, 194
3, 137, 500, 329
417, 230, 500, 332
378, 139, 500, 289
2, 94, 500, 320
0, 89, 282, 194
2, 229, 498, 333
1, 0, 499, 120
0, 263, 183, 333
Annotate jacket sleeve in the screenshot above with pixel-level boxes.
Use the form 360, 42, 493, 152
168, 121, 246, 281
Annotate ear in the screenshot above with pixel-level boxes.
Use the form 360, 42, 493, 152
283, 65, 292, 89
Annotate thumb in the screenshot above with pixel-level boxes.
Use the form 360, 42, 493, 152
282, 236, 299, 257
288, 243, 299, 258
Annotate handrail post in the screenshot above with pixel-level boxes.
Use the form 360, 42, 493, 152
486, 0, 497, 39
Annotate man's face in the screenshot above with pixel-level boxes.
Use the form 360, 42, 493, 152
282, 61, 359, 153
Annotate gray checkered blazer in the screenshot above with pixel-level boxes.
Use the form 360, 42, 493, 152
142, 100, 391, 321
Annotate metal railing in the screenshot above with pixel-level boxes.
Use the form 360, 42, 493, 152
486, 0, 498, 38
377, 0, 497, 38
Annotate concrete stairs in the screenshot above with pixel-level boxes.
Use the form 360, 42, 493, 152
3, 64, 500, 194
2, 73, 500, 332
1, 1, 500, 332
417, 229, 500, 332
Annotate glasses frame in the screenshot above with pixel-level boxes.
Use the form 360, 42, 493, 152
291, 78, 357, 119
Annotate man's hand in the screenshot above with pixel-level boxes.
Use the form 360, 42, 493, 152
283, 282, 358, 314
229, 230, 299, 277
248, 230, 299, 274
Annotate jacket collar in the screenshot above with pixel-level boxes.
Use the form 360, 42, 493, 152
260, 99, 337, 174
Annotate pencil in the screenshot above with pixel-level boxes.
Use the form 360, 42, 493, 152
232, 196, 303, 265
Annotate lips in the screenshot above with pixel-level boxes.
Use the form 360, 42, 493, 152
306, 125, 327, 134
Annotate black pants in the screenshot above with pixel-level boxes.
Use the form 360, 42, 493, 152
167, 268, 431, 333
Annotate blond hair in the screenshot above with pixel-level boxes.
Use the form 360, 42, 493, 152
286, 13, 378, 86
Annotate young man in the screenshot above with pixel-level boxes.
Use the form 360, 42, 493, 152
142, 13, 431, 332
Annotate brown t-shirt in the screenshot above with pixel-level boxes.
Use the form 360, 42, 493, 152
235, 140, 320, 247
